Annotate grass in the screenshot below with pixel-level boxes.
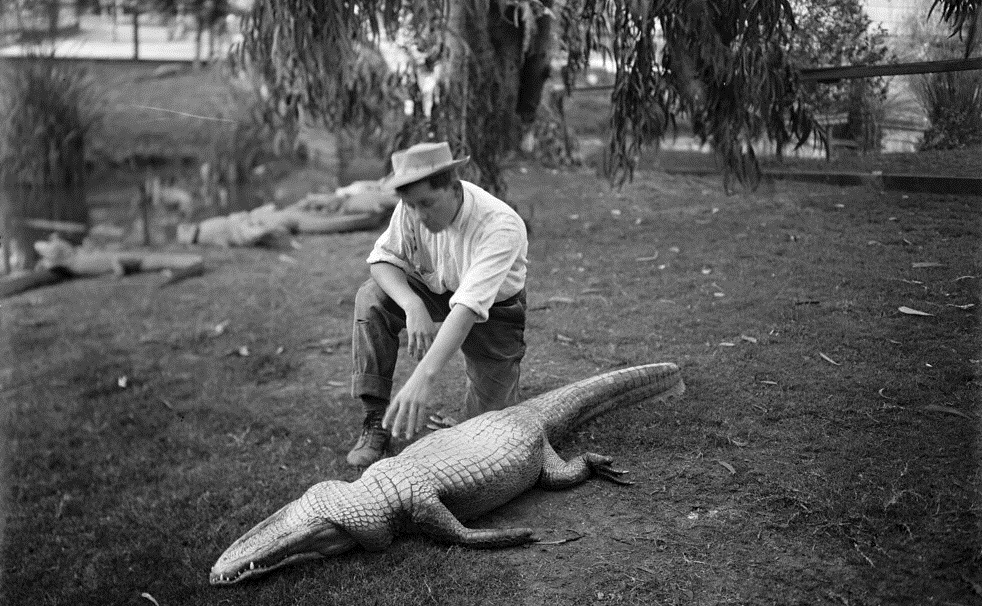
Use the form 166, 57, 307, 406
2, 165, 979, 605
1, 62, 981, 605
82, 61, 244, 166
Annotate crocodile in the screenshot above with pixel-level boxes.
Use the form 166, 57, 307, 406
210, 362, 684, 585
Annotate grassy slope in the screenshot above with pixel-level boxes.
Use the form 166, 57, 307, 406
1, 164, 979, 605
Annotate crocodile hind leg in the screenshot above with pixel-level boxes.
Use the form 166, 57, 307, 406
537, 439, 633, 488
411, 495, 536, 548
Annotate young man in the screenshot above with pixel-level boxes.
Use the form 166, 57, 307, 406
346, 141, 529, 467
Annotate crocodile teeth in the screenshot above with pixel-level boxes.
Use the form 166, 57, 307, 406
249, 562, 255, 570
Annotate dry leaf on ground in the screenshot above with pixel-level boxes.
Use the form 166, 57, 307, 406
923, 405, 974, 420
899, 306, 934, 316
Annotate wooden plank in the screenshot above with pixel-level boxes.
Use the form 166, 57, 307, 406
800, 57, 982, 82
570, 57, 982, 92
19, 218, 88, 233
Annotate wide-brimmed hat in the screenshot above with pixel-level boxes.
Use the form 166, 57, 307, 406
382, 141, 469, 190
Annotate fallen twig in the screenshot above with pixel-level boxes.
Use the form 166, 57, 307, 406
922, 404, 975, 420
535, 532, 584, 546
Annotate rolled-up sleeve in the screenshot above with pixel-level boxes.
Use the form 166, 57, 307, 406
366, 202, 413, 274
449, 219, 526, 322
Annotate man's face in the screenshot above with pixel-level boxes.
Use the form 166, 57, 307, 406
398, 180, 460, 233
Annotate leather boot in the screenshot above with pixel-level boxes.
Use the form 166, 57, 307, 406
346, 410, 389, 467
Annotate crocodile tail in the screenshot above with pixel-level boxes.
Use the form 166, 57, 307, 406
519, 363, 685, 441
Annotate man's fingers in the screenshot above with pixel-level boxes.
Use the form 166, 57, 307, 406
406, 333, 429, 361
403, 401, 419, 440
413, 404, 428, 439
411, 333, 434, 361
389, 401, 408, 438
382, 401, 397, 431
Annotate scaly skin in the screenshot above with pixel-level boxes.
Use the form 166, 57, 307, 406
210, 362, 684, 584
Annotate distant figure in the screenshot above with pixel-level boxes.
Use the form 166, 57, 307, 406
346, 141, 529, 466
169, 3, 190, 41
411, 42, 442, 119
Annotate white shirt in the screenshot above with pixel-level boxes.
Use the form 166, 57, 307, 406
366, 180, 528, 322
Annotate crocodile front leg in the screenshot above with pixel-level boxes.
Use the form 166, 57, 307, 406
537, 440, 633, 488
411, 495, 536, 548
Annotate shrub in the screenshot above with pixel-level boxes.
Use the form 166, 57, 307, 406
0, 54, 102, 271
916, 71, 982, 150
787, 0, 893, 153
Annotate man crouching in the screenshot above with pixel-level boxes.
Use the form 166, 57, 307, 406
346, 141, 528, 466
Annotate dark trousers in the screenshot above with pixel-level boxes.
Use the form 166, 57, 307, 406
350, 276, 526, 419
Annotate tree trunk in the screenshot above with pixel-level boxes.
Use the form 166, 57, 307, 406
48, 0, 60, 40
486, 3, 525, 151
516, 6, 553, 126
194, 12, 203, 68
132, 3, 140, 60
443, 0, 527, 193
111, 0, 120, 41
336, 129, 354, 186
1, 189, 12, 274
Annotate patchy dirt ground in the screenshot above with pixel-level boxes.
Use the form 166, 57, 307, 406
1, 157, 980, 606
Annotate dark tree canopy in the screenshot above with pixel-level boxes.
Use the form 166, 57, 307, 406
237, 0, 980, 193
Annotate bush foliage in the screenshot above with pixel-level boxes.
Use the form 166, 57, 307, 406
899, 8, 982, 151
0, 55, 102, 269
0, 56, 101, 187
916, 71, 982, 150
787, 0, 893, 152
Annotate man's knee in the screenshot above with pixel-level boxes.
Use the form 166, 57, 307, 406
354, 278, 387, 318
465, 367, 521, 416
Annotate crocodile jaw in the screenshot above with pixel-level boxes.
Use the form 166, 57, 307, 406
210, 496, 357, 585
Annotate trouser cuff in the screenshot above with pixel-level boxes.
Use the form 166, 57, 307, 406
351, 373, 392, 404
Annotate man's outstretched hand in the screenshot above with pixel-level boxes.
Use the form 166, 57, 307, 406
383, 301, 478, 441
382, 371, 436, 440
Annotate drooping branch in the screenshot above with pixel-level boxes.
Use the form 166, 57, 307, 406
237, 0, 977, 194
237, 0, 405, 140
237, 0, 547, 194
556, 0, 813, 189
931, 0, 980, 57
415, 0, 540, 193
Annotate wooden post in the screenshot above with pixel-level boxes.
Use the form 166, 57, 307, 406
1, 192, 9, 275
48, 0, 60, 41
135, 177, 157, 246
194, 5, 204, 69
132, 1, 140, 60
142, 177, 157, 246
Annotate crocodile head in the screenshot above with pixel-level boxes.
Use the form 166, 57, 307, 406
210, 480, 359, 585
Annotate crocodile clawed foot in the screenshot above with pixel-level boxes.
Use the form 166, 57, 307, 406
595, 465, 634, 485
425, 414, 459, 431
588, 456, 634, 485
516, 528, 539, 544
471, 526, 537, 548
